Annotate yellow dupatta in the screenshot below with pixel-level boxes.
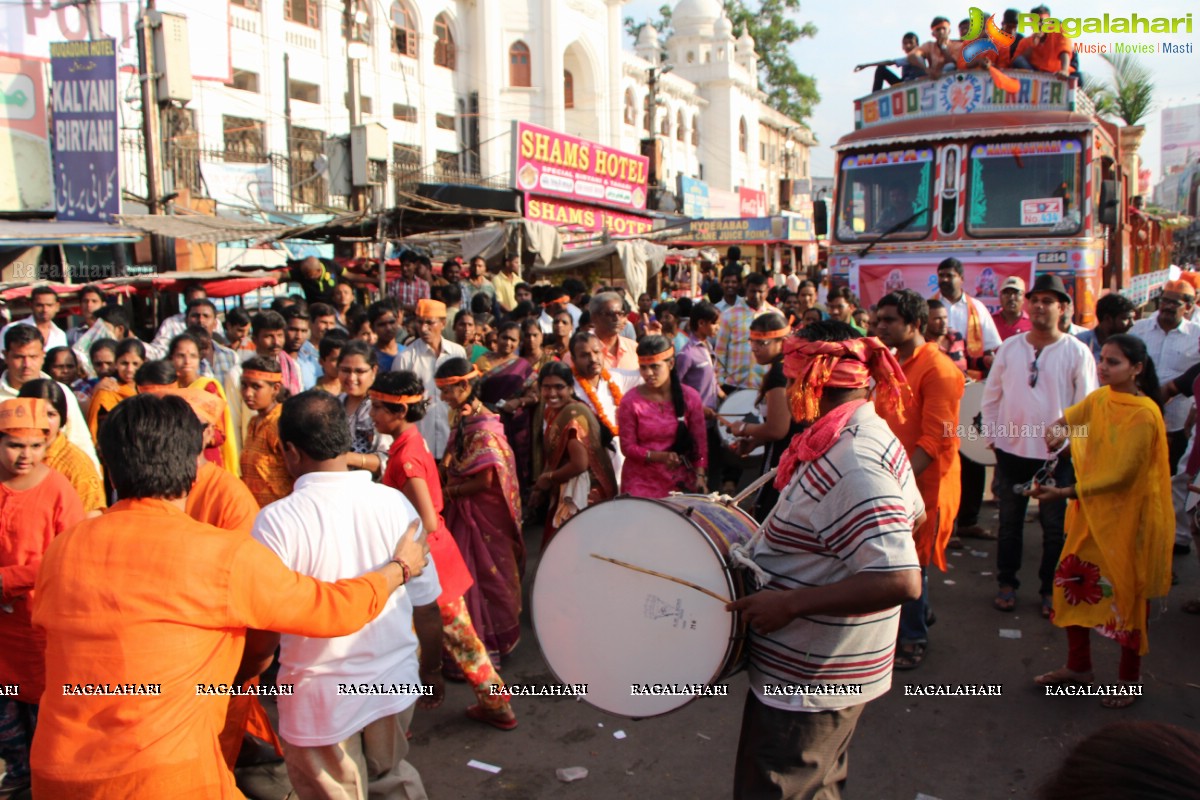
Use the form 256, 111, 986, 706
189, 376, 241, 477
1058, 387, 1173, 654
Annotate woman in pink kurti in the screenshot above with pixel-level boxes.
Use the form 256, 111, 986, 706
617, 335, 708, 498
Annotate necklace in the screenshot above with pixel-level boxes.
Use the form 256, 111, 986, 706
575, 367, 622, 435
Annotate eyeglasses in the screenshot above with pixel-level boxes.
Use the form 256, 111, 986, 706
596, 309, 626, 319
339, 367, 374, 376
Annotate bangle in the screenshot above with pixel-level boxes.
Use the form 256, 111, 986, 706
391, 558, 411, 584
645, 450, 653, 464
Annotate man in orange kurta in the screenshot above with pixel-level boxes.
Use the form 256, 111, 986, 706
31, 393, 428, 799
874, 290, 964, 671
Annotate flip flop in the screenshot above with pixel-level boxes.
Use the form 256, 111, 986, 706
894, 642, 926, 671
994, 587, 1017, 612
466, 704, 518, 732
1034, 667, 1094, 686
1041, 595, 1054, 619
1101, 683, 1140, 709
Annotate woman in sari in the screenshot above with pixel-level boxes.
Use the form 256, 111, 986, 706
18, 380, 105, 517
532, 361, 617, 545
170, 331, 239, 474
476, 321, 534, 496
1030, 334, 1173, 708
519, 318, 556, 375
547, 309, 574, 360
436, 357, 524, 663
85, 338, 144, 444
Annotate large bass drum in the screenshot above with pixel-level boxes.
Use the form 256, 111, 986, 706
958, 380, 996, 466
532, 495, 756, 717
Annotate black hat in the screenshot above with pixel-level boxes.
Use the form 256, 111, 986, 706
1025, 274, 1071, 303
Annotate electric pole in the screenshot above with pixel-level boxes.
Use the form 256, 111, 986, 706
344, 0, 367, 213
137, 0, 165, 270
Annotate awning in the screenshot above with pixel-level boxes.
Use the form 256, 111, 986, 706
0, 282, 138, 302
131, 269, 280, 298
0, 220, 143, 247
115, 214, 289, 244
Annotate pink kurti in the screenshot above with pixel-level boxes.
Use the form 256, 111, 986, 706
617, 384, 708, 498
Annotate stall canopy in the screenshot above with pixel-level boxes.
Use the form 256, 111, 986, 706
115, 214, 289, 244
0, 220, 143, 247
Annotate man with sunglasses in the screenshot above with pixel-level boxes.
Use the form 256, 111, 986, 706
981, 274, 1095, 616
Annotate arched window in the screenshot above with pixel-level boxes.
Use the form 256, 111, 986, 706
624, 88, 635, 125
692, 115, 700, 146
676, 110, 685, 142
564, 70, 574, 108
509, 41, 530, 86
390, 1, 416, 57
433, 13, 455, 69
738, 117, 747, 153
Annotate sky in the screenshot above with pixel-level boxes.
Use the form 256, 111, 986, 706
622, 0, 1200, 186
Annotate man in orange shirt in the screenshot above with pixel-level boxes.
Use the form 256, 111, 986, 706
31, 393, 429, 799
908, 16, 962, 76
1011, 5, 1073, 76
874, 290, 964, 672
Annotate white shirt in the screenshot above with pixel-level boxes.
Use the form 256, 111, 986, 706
576, 368, 641, 489
537, 310, 555, 335
981, 333, 1097, 460
1129, 316, 1200, 431
943, 293, 1003, 352
565, 302, 583, 326
252, 471, 441, 747
0, 318, 68, 355
0, 371, 100, 471
391, 337, 467, 460
144, 313, 188, 360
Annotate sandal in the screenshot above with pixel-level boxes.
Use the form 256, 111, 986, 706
894, 642, 926, 671
465, 703, 518, 731
1183, 599, 1200, 615
1101, 683, 1141, 709
1033, 667, 1094, 686
1041, 595, 1054, 619
993, 587, 1017, 612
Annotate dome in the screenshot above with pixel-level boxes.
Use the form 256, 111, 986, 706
736, 28, 756, 52
673, 0, 722, 36
636, 23, 660, 48
713, 13, 733, 39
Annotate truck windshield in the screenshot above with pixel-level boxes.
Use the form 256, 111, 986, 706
968, 139, 1083, 236
835, 149, 933, 242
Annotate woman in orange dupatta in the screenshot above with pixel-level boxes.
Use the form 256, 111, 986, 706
19, 380, 105, 516
170, 331, 239, 475
1029, 335, 1173, 708
85, 338, 144, 444
532, 361, 616, 546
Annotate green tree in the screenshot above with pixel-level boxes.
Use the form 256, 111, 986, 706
625, 1, 819, 123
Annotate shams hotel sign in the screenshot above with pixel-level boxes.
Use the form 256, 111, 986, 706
1016, 10, 1193, 55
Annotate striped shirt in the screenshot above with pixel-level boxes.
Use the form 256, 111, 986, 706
748, 403, 923, 711
711, 299, 780, 390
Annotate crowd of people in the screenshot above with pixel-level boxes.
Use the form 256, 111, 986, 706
0, 244, 1194, 798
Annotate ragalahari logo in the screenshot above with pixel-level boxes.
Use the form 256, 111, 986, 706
961, 7, 1015, 65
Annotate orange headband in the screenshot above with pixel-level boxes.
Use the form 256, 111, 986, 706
781, 336, 909, 423
243, 369, 283, 382
369, 390, 425, 406
750, 327, 791, 341
434, 369, 480, 388
638, 347, 675, 365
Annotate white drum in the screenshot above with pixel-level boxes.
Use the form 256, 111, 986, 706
532, 495, 755, 718
719, 390, 765, 458
958, 380, 996, 466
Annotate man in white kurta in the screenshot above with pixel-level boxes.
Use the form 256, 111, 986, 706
391, 299, 466, 459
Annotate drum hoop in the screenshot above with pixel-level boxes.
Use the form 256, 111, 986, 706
531, 495, 749, 718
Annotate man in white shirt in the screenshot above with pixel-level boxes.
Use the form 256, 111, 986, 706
981, 274, 1096, 614
537, 286, 572, 335
145, 283, 208, 359
391, 299, 466, 459
0, 286, 68, 355
569, 331, 641, 488
250, 391, 440, 800
0, 324, 99, 470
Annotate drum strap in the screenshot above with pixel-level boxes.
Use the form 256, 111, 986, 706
727, 462, 814, 590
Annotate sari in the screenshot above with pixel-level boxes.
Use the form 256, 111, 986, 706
85, 382, 136, 443
478, 355, 534, 496
1053, 387, 1174, 655
188, 376, 239, 477
538, 401, 616, 545
45, 434, 106, 514
443, 411, 524, 661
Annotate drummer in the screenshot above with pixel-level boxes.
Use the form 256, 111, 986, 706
726, 320, 923, 799
724, 312, 806, 521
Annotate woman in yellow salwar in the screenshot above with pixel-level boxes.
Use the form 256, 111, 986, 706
1029, 334, 1173, 708
170, 331, 240, 475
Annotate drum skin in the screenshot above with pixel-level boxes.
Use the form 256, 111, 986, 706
958, 380, 996, 466
719, 390, 765, 458
532, 495, 757, 717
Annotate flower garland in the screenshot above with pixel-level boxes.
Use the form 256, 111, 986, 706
574, 367, 622, 435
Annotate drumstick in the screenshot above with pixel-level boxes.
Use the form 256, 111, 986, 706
589, 554, 731, 604
730, 468, 778, 505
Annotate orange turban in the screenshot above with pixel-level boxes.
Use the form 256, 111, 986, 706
782, 336, 909, 423
1163, 279, 1196, 299
0, 398, 50, 437
416, 299, 447, 319
162, 387, 226, 428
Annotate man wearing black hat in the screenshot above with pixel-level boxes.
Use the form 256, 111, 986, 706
980, 274, 1096, 616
